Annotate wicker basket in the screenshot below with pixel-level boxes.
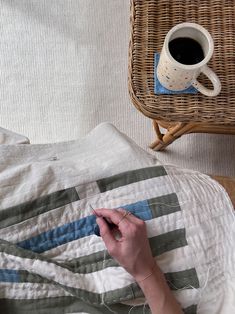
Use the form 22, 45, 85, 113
128, 0, 235, 124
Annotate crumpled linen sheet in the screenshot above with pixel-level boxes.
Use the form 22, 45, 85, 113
0, 122, 234, 314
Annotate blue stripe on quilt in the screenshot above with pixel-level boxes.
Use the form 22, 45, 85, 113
121, 200, 152, 220
17, 200, 152, 253
0, 269, 19, 282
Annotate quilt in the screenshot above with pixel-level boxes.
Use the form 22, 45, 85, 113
0, 123, 234, 314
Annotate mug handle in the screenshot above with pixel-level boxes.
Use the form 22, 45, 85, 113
192, 65, 221, 97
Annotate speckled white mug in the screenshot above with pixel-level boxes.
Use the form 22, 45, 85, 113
157, 22, 221, 97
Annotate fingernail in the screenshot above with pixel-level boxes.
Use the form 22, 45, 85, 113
116, 208, 123, 212
96, 217, 102, 223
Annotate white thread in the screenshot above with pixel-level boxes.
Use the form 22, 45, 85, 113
89, 187, 209, 311
197, 267, 211, 310
143, 300, 149, 314
117, 201, 188, 208
100, 250, 117, 314
86, 187, 192, 212
102, 301, 117, 314
166, 266, 211, 307
89, 204, 117, 313
143, 201, 188, 208
89, 197, 192, 220
127, 301, 149, 314
110, 198, 190, 209
127, 304, 139, 314
90, 204, 116, 313
166, 281, 199, 291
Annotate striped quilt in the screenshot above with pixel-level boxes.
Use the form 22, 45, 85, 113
0, 123, 234, 314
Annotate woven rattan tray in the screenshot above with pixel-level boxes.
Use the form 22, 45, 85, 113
128, 0, 235, 124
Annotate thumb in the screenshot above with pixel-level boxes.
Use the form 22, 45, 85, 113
96, 217, 117, 249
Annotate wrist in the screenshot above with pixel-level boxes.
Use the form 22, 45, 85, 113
134, 262, 157, 283
137, 266, 183, 314
137, 264, 164, 289
131, 258, 156, 282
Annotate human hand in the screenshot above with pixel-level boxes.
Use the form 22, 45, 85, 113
94, 208, 156, 281
94, 208, 183, 314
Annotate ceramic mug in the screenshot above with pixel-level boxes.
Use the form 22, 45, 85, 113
156, 22, 221, 97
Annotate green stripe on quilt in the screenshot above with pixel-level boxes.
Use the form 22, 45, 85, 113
54, 281, 143, 305
1, 230, 196, 298
0, 227, 188, 276
0, 238, 198, 306
183, 305, 198, 314
165, 268, 200, 290
18, 267, 199, 292
0, 240, 143, 305
0, 239, 73, 274
63, 250, 117, 273
64, 229, 187, 273
148, 193, 181, 218
0, 297, 151, 314
149, 229, 187, 256
0, 297, 197, 314
6, 269, 144, 305
97, 166, 167, 192
19, 270, 52, 284
0, 187, 79, 229
0, 229, 195, 283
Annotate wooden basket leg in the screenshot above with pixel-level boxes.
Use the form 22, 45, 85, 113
150, 121, 194, 151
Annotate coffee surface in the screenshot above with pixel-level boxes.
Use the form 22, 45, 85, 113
169, 37, 204, 65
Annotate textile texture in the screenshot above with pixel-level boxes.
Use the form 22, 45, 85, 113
0, 123, 234, 314
0, 0, 235, 176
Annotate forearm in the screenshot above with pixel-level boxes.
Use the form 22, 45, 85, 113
95, 209, 183, 313
137, 265, 183, 314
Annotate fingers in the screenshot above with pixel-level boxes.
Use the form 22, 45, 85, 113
116, 208, 144, 225
96, 217, 117, 249
94, 208, 130, 231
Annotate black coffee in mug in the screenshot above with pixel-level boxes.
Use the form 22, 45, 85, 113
169, 37, 204, 65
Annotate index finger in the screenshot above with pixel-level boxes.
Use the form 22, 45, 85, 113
94, 208, 130, 231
